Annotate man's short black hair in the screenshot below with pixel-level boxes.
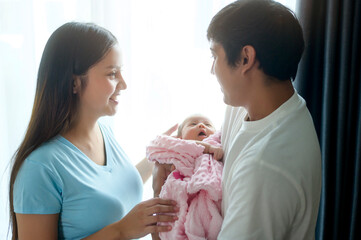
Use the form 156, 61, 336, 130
207, 0, 304, 81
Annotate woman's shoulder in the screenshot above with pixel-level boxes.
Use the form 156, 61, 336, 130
16, 137, 65, 189
26, 136, 66, 166
98, 121, 114, 137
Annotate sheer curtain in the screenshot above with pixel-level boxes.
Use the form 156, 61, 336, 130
0, 0, 296, 239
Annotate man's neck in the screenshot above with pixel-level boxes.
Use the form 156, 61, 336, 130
245, 79, 294, 121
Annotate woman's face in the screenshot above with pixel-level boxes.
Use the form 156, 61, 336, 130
76, 45, 126, 118
181, 115, 216, 141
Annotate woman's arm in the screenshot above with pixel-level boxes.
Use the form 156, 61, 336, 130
16, 214, 59, 240
136, 157, 154, 183
16, 198, 178, 240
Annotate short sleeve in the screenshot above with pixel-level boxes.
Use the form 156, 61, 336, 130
218, 160, 301, 240
13, 159, 62, 214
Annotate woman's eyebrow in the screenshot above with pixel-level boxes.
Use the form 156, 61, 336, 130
105, 65, 120, 69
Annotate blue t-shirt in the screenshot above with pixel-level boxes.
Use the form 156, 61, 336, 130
13, 123, 143, 239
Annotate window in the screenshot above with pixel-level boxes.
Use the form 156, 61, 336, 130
0, 1, 297, 239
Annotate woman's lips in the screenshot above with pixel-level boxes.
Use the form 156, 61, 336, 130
109, 97, 118, 104
110, 93, 120, 104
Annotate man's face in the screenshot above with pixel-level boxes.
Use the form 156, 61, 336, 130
210, 41, 247, 107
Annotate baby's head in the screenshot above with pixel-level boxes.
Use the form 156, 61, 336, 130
177, 114, 216, 141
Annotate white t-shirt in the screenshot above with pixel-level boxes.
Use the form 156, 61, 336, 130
218, 92, 321, 240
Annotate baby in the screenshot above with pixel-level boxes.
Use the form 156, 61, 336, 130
147, 114, 223, 240
176, 114, 223, 160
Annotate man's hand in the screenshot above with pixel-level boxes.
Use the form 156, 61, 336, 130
151, 124, 179, 240
152, 162, 173, 197
152, 124, 178, 197
208, 145, 224, 161
195, 141, 224, 161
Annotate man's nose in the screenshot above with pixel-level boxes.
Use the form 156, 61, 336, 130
210, 62, 215, 75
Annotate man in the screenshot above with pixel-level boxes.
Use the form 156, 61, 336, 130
154, 0, 321, 239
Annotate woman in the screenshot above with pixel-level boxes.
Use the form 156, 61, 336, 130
9, 22, 178, 240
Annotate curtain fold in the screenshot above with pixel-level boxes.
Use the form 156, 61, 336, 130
295, 0, 361, 239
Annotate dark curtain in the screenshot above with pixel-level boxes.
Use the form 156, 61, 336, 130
294, 0, 361, 239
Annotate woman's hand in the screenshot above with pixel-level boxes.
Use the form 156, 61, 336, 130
117, 198, 179, 239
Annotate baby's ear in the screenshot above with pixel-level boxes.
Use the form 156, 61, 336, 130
72, 76, 81, 94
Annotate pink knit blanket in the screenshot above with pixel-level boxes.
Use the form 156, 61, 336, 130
146, 132, 223, 240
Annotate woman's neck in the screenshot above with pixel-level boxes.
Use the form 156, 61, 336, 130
62, 117, 106, 166
62, 108, 101, 144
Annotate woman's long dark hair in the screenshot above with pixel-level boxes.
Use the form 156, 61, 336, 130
9, 22, 117, 239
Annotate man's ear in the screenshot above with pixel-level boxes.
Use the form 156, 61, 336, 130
73, 76, 81, 94
240, 45, 257, 74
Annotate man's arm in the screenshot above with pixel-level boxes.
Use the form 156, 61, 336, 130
140, 124, 179, 185
152, 162, 173, 197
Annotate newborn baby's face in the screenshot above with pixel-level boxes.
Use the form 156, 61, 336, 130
181, 116, 216, 141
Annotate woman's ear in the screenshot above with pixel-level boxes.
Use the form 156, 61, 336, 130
73, 76, 81, 94
240, 45, 257, 74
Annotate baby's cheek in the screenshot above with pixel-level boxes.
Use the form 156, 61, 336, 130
182, 129, 196, 140
209, 129, 216, 135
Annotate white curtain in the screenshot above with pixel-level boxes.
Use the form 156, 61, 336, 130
0, 0, 296, 239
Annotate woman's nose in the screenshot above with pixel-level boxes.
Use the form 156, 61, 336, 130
118, 73, 127, 90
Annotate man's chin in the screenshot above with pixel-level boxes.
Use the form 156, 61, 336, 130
223, 96, 231, 105
223, 96, 243, 107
